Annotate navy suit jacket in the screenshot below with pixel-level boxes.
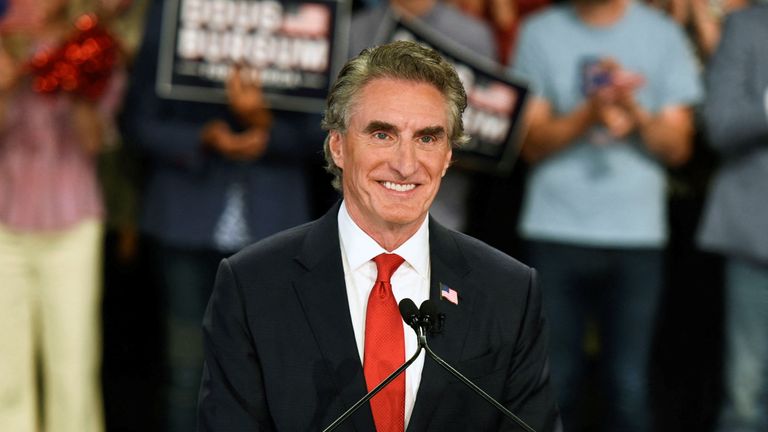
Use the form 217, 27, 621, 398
198, 203, 560, 431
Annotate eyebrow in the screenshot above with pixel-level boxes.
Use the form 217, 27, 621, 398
362, 121, 446, 138
416, 126, 446, 138
363, 121, 398, 135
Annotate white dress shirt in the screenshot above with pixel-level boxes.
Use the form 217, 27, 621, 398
337, 201, 430, 429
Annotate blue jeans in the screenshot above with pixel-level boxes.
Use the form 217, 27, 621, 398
717, 258, 768, 432
151, 242, 227, 432
527, 241, 663, 432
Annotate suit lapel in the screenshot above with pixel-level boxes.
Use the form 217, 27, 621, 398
293, 203, 373, 431
407, 219, 474, 431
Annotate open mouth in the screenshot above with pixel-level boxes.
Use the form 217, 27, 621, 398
381, 181, 416, 192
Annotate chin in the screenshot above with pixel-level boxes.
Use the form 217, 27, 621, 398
377, 206, 426, 227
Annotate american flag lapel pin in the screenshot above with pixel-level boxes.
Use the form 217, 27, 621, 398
439, 282, 459, 305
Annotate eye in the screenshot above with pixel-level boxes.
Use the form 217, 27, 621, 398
419, 136, 435, 144
373, 132, 390, 140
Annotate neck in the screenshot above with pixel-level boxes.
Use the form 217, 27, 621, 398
573, 0, 629, 27
390, 0, 437, 19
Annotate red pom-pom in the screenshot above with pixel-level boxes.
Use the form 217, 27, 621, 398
27, 13, 119, 101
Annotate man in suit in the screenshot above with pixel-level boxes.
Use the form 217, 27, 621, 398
697, 5, 768, 432
197, 40, 560, 431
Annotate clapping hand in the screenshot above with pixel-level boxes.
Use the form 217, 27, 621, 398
587, 58, 646, 139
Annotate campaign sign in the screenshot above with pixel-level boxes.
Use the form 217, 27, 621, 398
381, 14, 529, 176
157, 0, 350, 112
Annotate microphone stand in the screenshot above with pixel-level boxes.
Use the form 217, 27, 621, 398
420, 338, 536, 432
321, 326, 427, 432
322, 299, 537, 432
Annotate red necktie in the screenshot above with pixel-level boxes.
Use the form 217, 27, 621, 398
364, 253, 406, 432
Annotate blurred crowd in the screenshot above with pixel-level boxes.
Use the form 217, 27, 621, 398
1, 0, 766, 431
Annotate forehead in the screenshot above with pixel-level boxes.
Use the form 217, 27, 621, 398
348, 78, 449, 130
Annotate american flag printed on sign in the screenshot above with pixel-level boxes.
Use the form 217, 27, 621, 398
440, 283, 458, 305
281, 4, 331, 38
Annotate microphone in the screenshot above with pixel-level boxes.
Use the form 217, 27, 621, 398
418, 298, 439, 332
321, 299, 425, 432
398, 298, 420, 330
416, 299, 537, 432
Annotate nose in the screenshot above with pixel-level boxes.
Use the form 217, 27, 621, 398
390, 141, 418, 178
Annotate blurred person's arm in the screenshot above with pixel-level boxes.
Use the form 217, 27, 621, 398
198, 67, 272, 162
120, 1, 217, 172
122, 0, 327, 171
123, 59, 279, 172
73, 99, 105, 155
623, 100, 694, 166
521, 56, 652, 164
226, 60, 327, 164
201, 120, 269, 162
598, 56, 694, 167
445, 0, 517, 35
689, 0, 722, 58
76, 64, 129, 155
651, 0, 748, 60
226, 65, 272, 130
702, 9, 768, 155
0, 41, 20, 132
513, 15, 604, 164
122, 0, 264, 169
204, 73, 325, 164
651, 0, 689, 24
519, 96, 600, 163
522, 75, 695, 166
609, 14, 701, 167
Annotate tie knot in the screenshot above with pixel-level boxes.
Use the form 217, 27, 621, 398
373, 253, 405, 283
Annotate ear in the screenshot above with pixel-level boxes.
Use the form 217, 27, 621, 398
329, 130, 345, 169
441, 147, 452, 177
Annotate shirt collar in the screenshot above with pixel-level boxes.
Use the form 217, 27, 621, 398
338, 200, 430, 277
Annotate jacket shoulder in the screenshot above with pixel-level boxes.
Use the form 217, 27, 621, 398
438, 225, 533, 280
227, 220, 315, 269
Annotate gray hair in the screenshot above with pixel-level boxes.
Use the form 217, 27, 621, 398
321, 40, 469, 191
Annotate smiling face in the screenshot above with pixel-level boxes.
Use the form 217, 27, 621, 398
329, 77, 452, 246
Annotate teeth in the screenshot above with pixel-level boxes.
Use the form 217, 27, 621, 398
382, 181, 416, 192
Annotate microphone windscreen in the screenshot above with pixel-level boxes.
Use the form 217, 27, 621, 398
419, 299, 438, 323
398, 298, 419, 327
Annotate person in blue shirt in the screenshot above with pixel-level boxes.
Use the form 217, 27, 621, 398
512, 0, 702, 430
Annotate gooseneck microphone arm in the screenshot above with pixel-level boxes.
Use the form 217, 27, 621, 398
420, 342, 535, 432
321, 347, 423, 432
321, 299, 425, 432
321, 299, 537, 432
417, 300, 537, 432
